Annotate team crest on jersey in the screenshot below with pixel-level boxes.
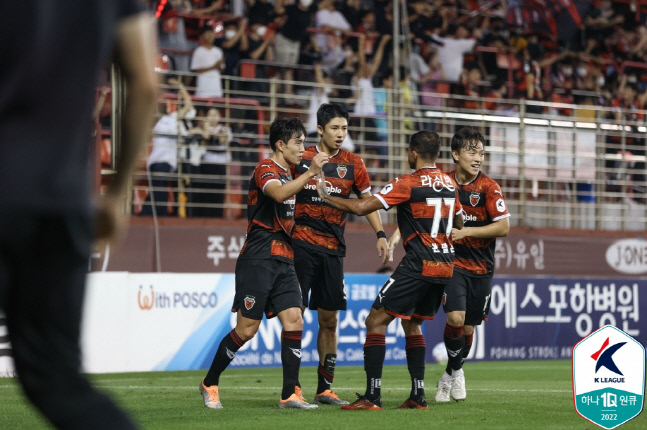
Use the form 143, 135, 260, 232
337, 165, 347, 178
470, 193, 480, 206
244, 295, 256, 310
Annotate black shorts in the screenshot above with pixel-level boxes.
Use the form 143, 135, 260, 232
232, 259, 303, 320
442, 270, 492, 326
294, 244, 346, 311
371, 267, 446, 320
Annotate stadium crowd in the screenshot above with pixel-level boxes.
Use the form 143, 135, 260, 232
151, 0, 647, 114
126, 0, 647, 217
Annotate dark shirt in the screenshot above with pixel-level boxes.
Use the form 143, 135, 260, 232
279, 4, 316, 42
248, 0, 276, 26
0, 0, 142, 215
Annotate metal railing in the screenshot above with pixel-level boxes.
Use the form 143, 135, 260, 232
103, 69, 647, 231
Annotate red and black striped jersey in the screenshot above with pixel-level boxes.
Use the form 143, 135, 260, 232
375, 167, 463, 283
449, 170, 510, 277
238, 158, 296, 263
292, 146, 371, 256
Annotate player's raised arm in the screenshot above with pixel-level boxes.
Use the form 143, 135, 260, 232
265, 152, 328, 203
317, 183, 384, 216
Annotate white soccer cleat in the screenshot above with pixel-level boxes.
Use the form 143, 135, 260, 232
450, 371, 466, 401
435, 378, 452, 402
279, 393, 319, 409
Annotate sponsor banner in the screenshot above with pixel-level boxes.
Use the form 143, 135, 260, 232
1, 274, 645, 375
425, 277, 647, 363
90, 221, 647, 278
72, 273, 402, 373
572, 325, 645, 429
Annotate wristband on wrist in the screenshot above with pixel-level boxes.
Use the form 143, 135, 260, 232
376, 230, 387, 240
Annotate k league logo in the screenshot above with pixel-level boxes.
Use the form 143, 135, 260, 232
572, 325, 645, 429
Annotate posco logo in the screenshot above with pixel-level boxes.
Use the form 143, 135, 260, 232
605, 238, 647, 274
137, 285, 218, 310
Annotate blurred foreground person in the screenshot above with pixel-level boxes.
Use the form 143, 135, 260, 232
0, 1, 158, 428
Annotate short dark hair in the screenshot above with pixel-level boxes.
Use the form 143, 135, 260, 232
451, 127, 485, 162
409, 130, 441, 161
269, 116, 306, 151
316, 103, 349, 129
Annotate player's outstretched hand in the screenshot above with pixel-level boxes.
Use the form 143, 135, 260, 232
309, 152, 328, 176
316, 170, 330, 200
451, 227, 468, 241
387, 228, 401, 262
377, 236, 390, 266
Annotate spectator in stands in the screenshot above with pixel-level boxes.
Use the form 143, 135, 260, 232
347, 33, 391, 162
243, 21, 276, 96
484, 78, 511, 113
190, 0, 225, 15
517, 35, 569, 114
273, 0, 319, 97
158, 0, 195, 72
605, 77, 645, 200
219, 19, 249, 78
582, 0, 625, 56
420, 50, 447, 108
432, 24, 478, 84
340, 0, 362, 30
306, 64, 333, 139
314, 0, 351, 76
408, 0, 436, 44
191, 25, 225, 98
246, 0, 276, 26
458, 65, 481, 110
194, 107, 233, 217
142, 78, 197, 216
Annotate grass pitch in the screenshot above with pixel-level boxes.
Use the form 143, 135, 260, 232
1, 360, 645, 429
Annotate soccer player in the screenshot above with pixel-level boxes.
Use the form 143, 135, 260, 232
435, 127, 510, 402
0, 2, 157, 429
316, 130, 464, 410
292, 103, 390, 405
199, 117, 328, 410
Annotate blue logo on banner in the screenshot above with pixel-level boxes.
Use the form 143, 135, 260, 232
158, 274, 404, 369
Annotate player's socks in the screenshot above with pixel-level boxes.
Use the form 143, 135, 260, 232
281, 330, 303, 400
316, 354, 336, 394
443, 323, 465, 374
363, 333, 386, 402
405, 335, 426, 400
462, 332, 474, 365
204, 329, 246, 386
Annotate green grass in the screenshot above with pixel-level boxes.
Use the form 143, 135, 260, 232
1, 361, 645, 429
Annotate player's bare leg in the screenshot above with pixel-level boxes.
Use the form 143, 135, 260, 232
437, 310, 467, 402
342, 308, 393, 410
277, 307, 318, 409
398, 318, 428, 409
314, 309, 349, 405
201, 311, 258, 409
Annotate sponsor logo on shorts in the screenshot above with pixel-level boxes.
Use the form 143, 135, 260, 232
244, 295, 256, 310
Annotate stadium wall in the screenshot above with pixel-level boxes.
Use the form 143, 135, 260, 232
1, 220, 645, 375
